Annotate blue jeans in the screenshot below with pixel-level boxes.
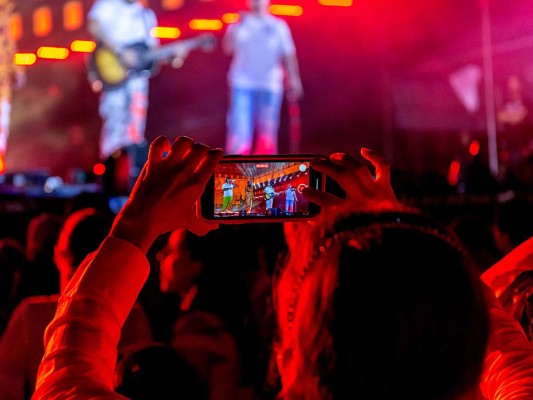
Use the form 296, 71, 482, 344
226, 87, 283, 155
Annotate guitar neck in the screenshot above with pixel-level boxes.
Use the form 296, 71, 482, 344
145, 37, 210, 62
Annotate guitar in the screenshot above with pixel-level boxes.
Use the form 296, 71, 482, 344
264, 191, 279, 201
87, 33, 217, 91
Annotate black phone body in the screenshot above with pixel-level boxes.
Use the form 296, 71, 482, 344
198, 154, 325, 223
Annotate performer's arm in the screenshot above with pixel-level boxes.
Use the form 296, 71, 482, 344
283, 53, 304, 102
222, 24, 237, 56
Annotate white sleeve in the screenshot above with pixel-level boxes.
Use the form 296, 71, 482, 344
88, 1, 112, 23
145, 8, 159, 47
278, 20, 296, 56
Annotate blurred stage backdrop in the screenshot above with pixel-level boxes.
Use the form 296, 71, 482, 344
6, 0, 533, 192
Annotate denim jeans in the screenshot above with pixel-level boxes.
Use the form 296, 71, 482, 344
226, 87, 283, 155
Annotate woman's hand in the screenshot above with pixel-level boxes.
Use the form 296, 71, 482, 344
304, 148, 403, 216
111, 136, 223, 253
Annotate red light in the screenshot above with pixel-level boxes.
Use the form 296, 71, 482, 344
469, 140, 480, 156
447, 160, 460, 186
93, 163, 106, 176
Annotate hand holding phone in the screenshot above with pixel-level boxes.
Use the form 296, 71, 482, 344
197, 154, 326, 223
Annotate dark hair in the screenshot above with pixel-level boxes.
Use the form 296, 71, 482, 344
56, 208, 112, 268
493, 196, 533, 248
114, 342, 209, 400
274, 212, 490, 400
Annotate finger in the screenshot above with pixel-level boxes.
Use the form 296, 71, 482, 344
312, 157, 371, 197
194, 148, 224, 185
189, 218, 219, 237
361, 148, 390, 182
331, 152, 376, 194
168, 136, 195, 162
147, 136, 170, 165
143, 136, 170, 178
182, 143, 211, 174
303, 187, 344, 208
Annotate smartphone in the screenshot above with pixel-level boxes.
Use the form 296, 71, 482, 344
198, 154, 325, 223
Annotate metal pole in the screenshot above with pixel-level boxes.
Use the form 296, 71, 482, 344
480, 0, 499, 177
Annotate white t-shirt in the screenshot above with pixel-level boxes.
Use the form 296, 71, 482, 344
225, 13, 296, 92
222, 182, 234, 197
285, 187, 297, 201
88, 0, 158, 49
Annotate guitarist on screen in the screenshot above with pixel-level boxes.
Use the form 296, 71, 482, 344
87, 0, 190, 197
263, 182, 278, 214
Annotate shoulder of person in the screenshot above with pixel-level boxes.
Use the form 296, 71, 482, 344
268, 14, 290, 28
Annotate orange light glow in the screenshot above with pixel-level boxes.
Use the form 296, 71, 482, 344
64, 1, 84, 31
37, 47, 69, 60
93, 163, 106, 176
0, 155, 5, 175
269, 5, 303, 16
318, 0, 353, 6
14, 53, 37, 66
10, 13, 22, 41
162, 0, 184, 10
222, 13, 240, 24
34, 6, 53, 37
469, 140, 480, 156
70, 40, 96, 53
189, 19, 223, 31
150, 27, 181, 39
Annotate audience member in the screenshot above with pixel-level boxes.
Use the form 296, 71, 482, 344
271, 149, 533, 400
481, 195, 533, 340
154, 226, 262, 400
114, 341, 209, 400
31, 137, 533, 400
448, 213, 501, 273
0, 208, 152, 399
23, 212, 64, 296
491, 195, 533, 257
0, 238, 28, 336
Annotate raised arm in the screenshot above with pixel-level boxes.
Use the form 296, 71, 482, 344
33, 137, 223, 399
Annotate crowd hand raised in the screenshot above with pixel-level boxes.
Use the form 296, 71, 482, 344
304, 148, 404, 217
111, 136, 224, 253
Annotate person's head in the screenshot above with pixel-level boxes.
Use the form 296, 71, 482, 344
0, 238, 27, 312
157, 228, 203, 294
54, 208, 112, 288
114, 342, 209, 400
247, 0, 270, 14
26, 213, 64, 263
492, 196, 533, 255
273, 212, 490, 400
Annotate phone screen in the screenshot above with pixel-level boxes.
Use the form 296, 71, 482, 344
199, 157, 323, 222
